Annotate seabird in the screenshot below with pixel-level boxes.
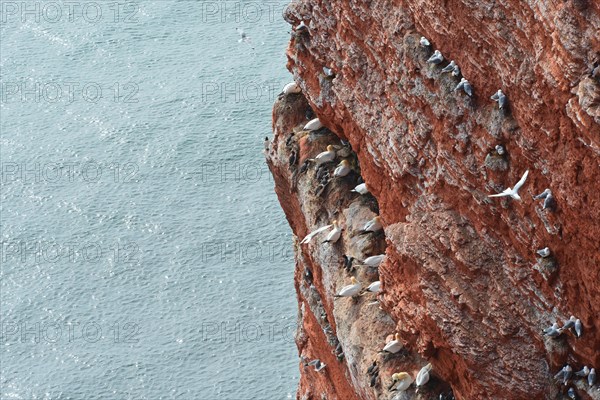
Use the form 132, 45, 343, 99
420, 37, 431, 47
236, 28, 250, 43
567, 388, 577, 400
495, 145, 505, 156
454, 78, 473, 96
323, 220, 342, 243
487, 170, 529, 200
362, 281, 381, 294
562, 316, 577, 330
536, 247, 551, 258
361, 254, 385, 267
427, 50, 444, 64
307, 359, 326, 372
359, 216, 383, 234
533, 188, 551, 200
388, 372, 413, 391
283, 82, 301, 94
574, 319, 582, 338
313, 145, 336, 165
416, 363, 433, 389
555, 365, 573, 385
295, 21, 308, 32
323, 67, 335, 78
381, 333, 402, 354
490, 89, 507, 109
301, 223, 333, 244
533, 188, 555, 210
333, 160, 351, 177
304, 118, 323, 131
575, 366, 590, 377
351, 182, 369, 195
542, 322, 563, 338
342, 255, 354, 272
588, 368, 596, 386
334, 277, 361, 298
441, 61, 457, 73
452, 65, 461, 76
367, 361, 378, 375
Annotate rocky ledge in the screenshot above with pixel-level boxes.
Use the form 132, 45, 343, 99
266, 0, 600, 399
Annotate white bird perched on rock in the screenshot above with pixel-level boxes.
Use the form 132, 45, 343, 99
323, 66, 335, 78
381, 333, 403, 354
427, 50, 444, 64
351, 182, 369, 195
322, 221, 342, 243
575, 366, 590, 377
388, 372, 413, 391
334, 277, 361, 298
304, 118, 323, 131
361, 254, 385, 267
283, 82, 301, 94
415, 363, 433, 389
542, 322, 563, 338
301, 223, 333, 244
589, 368, 596, 386
488, 170, 529, 201
536, 247, 551, 258
333, 160, 351, 177
307, 359, 326, 372
574, 319, 583, 338
295, 21, 308, 32
312, 145, 336, 165
454, 78, 473, 96
441, 60, 456, 73
554, 365, 572, 385
495, 145, 506, 156
562, 316, 576, 330
359, 216, 383, 234
533, 188, 555, 210
420, 36, 431, 47
491, 89, 507, 109
362, 281, 381, 294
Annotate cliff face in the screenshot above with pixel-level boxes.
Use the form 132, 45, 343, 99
266, 1, 600, 399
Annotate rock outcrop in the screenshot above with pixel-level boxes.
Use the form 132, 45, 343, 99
266, 1, 600, 399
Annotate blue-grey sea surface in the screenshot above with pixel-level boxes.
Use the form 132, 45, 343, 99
0, 1, 298, 398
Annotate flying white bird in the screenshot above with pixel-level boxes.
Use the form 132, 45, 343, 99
488, 170, 529, 200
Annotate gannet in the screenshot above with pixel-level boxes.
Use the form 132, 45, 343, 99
415, 363, 433, 389
351, 182, 369, 195
381, 333, 402, 354
454, 78, 473, 96
536, 247, 551, 258
488, 170, 529, 200
574, 319, 582, 338
362, 254, 385, 267
334, 277, 361, 298
427, 50, 444, 64
441, 61, 456, 73
363, 281, 381, 294
575, 366, 590, 377
304, 118, 323, 131
313, 145, 336, 165
333, 160, 351, 177
359, 216, 383, 234
562, 316, 576, 330
388, 372, 413, 391
420, 37, 431, 47
491, 89, 507, 109
323, 220, 342, 243
589, 368, 596, 386
283, 82, 301, 94
301, 223, 333, 244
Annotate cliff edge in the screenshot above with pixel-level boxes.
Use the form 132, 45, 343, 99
266, 1, 600, 399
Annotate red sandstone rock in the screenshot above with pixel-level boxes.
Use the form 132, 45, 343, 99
268, 1, 600, 399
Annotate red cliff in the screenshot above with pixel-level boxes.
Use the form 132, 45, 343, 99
266, 1, 600, 399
